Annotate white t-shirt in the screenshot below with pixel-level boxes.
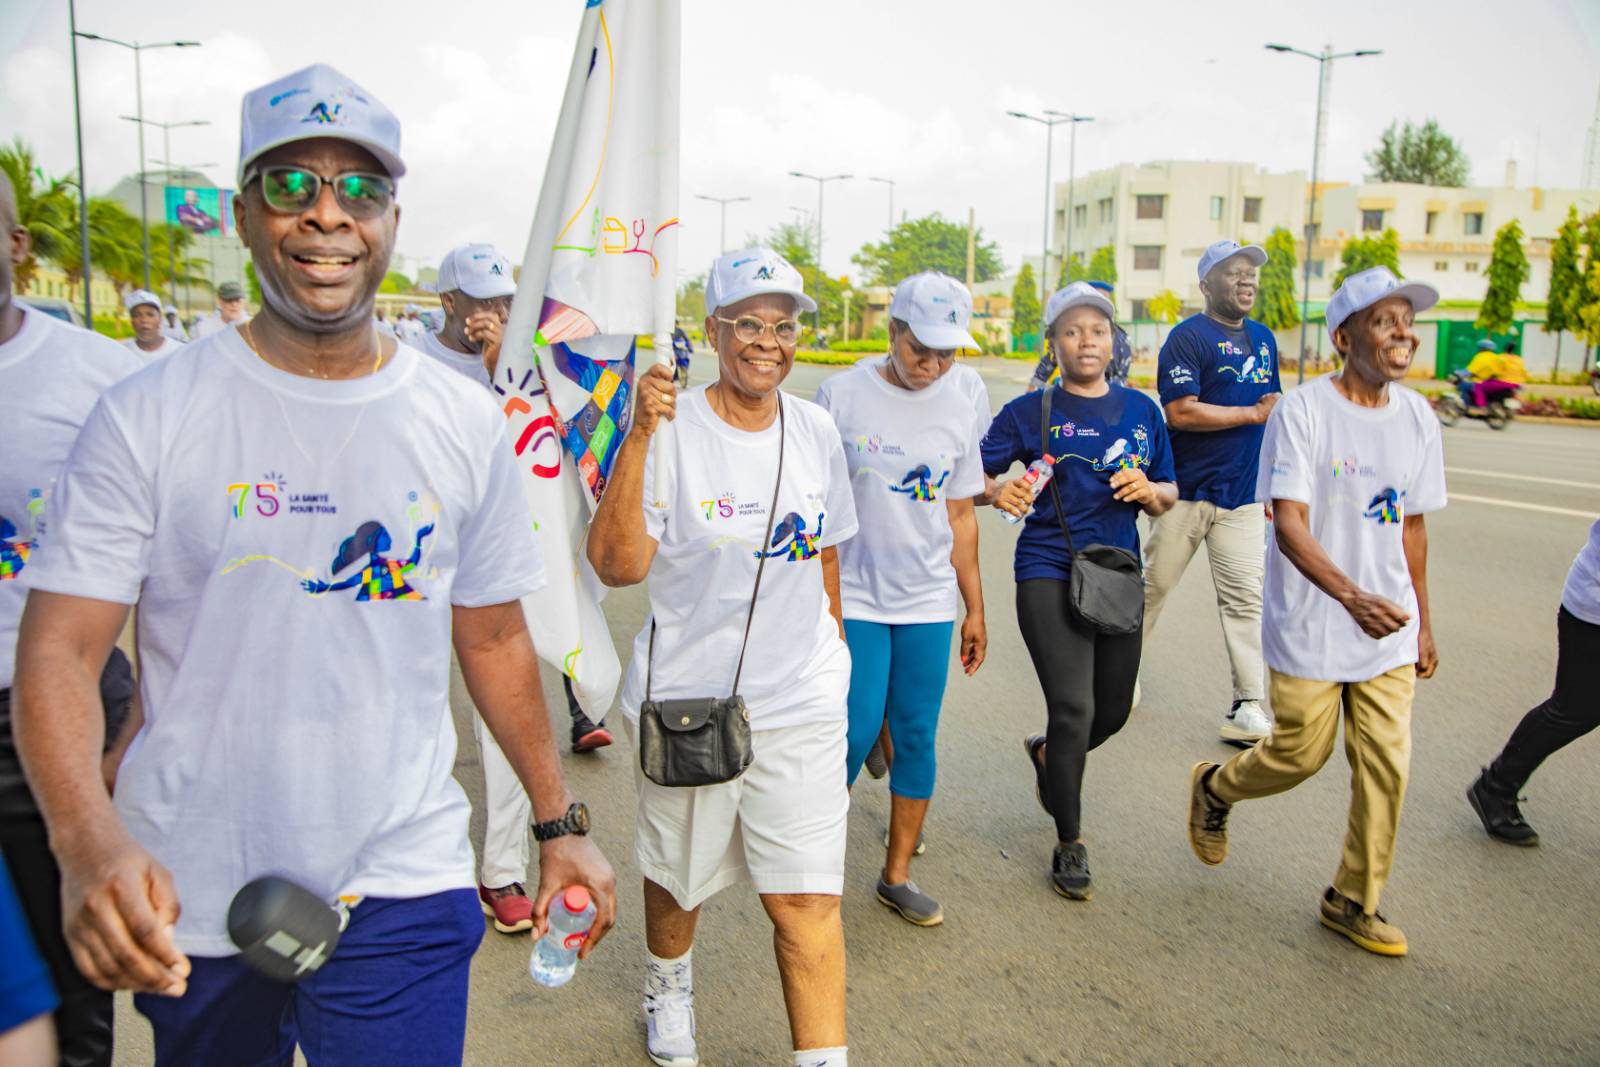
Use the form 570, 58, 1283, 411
122, 335, 185, 362
0, 309, 143, 688
192, 312, 249, 339
1258, 376, 1447, 682
395, 318, 428, 345
1561, 519, 1600, 625
617, 387, 858, 732
419, 329, 491, 389
24, 331, 545, 955
814, 361, 988, 623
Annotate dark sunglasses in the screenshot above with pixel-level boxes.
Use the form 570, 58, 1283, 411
243, 165, 395, 219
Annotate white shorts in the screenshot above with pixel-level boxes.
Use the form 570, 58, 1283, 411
624, 716, 849, 911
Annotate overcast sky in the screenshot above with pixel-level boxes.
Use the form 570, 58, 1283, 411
5, 0, 1598, 287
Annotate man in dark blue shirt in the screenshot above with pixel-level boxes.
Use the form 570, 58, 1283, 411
1145, 240, 1281, 745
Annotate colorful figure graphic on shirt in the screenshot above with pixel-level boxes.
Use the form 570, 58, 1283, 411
1364, 488, 1404, 525
889, 464, 950, 502
0, 517, 34, 581
301, 520, 434, 600
755, 511, 825, 562
1089, 427, 1152, 472
1217, 341, 1274, 384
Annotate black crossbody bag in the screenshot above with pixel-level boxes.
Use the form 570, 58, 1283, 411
1039, 388, 1145, 636
637, 397, 786, 787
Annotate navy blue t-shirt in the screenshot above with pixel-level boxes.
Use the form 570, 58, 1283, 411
0, 855, 56, 1034
1157, 314, 1281, 510
982, 384, 1175, 583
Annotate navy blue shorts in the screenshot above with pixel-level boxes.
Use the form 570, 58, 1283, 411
136, 888, 483, 1067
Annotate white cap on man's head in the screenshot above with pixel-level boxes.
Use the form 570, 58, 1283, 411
1044, 281, 1116, 331
164, 303, 178, 314
437, 243, 516, 299
1325, 266, 1439, 342
237, 63, 404, 186
704, 247, 817, 316
1197, 239, 1267, 281
888, 271, 979, 351
124, 289, 161, 313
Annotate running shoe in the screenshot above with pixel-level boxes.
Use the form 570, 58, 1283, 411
1219, 700, 1271, 746
1318, 887, 1408, 957
876, 874, 944, 926
1187, 762, 1230, 866
644, 990, 698, 1066
1467, 770, 1540, 846
478, 882, 534, 933
1050, 842, 1092, 901
571, 711, 613, 753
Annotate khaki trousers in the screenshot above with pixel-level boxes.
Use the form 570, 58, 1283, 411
1209, 665, 1416, 914
1142, 500, 1266, 703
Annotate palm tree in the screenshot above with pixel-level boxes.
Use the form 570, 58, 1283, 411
0, 137, 76, 290
150, 223, 211, 296
53, 196, 144, 301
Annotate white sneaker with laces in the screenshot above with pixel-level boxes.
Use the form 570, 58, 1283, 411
1219, 699, 1271, 745
644, 991, 698, 1067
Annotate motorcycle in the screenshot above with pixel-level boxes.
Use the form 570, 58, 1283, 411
1437, 369, 1520, 430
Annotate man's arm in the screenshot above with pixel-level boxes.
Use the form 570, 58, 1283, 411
588, 364, 672, 586
13, 591, 189, 996
1164, 394, 1278, 432
1402, 514, 1437, 678
1271, 500, 1411, 640
452, 601, 617, 955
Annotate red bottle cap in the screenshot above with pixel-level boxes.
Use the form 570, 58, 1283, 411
562, 886, 591, 913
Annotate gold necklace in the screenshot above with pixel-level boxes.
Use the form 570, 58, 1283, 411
243, 321, 384, 379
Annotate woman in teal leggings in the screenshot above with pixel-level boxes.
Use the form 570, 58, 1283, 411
814, 271, 990, 927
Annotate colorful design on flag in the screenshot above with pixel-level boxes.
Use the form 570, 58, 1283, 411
541, 338, 636, 503
0, 516, 34, 580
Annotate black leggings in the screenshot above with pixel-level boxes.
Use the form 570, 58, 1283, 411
1488, 606, 1600, 792
1016, 579, 1142, 842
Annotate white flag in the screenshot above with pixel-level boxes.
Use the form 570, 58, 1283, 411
497, 0, 680, 715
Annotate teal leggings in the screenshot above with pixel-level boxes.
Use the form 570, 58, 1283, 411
843, 619, 954, 799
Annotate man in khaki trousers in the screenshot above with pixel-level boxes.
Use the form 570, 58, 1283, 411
1187, 267, 1445, 958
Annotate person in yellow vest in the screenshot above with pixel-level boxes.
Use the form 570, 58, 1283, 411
1466, 337, 1527, 407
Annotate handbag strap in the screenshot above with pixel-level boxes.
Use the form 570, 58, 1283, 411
1039, 386, 1078, 559
646, 393, 786, 702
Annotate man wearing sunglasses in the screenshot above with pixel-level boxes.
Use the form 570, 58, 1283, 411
13, 63, 616, 1066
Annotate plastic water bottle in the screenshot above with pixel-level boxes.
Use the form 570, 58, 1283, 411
1003, 455, 1057, 524
528, 886, 596, 988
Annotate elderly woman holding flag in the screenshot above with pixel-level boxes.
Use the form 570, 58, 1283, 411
590, 247, 857, 1067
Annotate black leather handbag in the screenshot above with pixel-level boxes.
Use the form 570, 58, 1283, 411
637, 397, 785, 787
1039, 388, 1146, 636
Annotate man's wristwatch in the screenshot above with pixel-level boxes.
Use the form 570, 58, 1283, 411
531, 802, 591, 843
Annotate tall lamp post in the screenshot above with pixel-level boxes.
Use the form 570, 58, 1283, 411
693, 193, 750, 255
75, 31, 201, 289
1007, 110, 1077, 315
867, 176, 895, 234
1049, 112, 1094, 278
152, 157, 216, 319
123, 116, 209, 307
787, 171, 852, 334
1266, 42, 1381, 383
67, 0, 93, 324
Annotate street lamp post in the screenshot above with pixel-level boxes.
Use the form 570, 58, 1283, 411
76, 31, 201, 290
867, 176, 895, 234
152, 158, 216, 320
124, 117, 209, 307
1008, 110, 1085, 350
67, 0, 93, 324
788, 171, 852, 335
693, 193, 750, 255
1266, 42, 1381, 383
1048, 112, 1094, 278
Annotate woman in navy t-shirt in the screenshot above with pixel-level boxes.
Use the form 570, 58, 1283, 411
981, 282, 1177, 901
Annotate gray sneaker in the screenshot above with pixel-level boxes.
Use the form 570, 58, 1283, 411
875, 874, 944, 926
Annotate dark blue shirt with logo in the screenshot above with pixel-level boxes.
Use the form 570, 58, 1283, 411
981, 384, 1175, 583
1157, 314, 1281, 510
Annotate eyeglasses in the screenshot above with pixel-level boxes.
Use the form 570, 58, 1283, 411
244, 165, 395, 219
714, 315, 801, 347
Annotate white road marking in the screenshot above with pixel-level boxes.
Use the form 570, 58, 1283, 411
1450, 493, 1595, 519
1446, 467, 1600, 492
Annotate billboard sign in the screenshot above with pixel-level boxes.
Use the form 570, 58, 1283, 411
164, 186, 234, 238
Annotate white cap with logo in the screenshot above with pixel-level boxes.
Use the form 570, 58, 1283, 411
1197, 239, 1267, 281
124, 289, 162, 312
888, 271, 979, 351
237, 63, 404, 186
704, 247, 817, 315
437, 243, 516, 299
1325, 266, 1439, 342
1044, 281, 1116, 331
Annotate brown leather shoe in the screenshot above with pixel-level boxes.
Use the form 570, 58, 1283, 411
1318, 887, 1408, 957
1187, 762, 1230, 866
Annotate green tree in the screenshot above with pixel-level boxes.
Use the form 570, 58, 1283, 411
1058, 253, 1089, 288
149, 223, 210, 296
1574, 213, 1600, 369
50, 196, 144, 300
1011, 263, 1040, 351
1256, 226, 1301, 331
0, 137, 77, 291
1475, 219, 1529, 333
675, 272, 706, 323
379, 271, 415, 294
1333, 228, 1401, 288
756, 220, 815, 269
1149, 288, 1183, 346
852, 212, 1003, 287
1364, 119, 1470, 186
1086, 245, 1117, 286
1544, 205, 1582, 374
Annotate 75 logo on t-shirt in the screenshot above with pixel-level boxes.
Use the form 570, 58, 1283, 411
699, 495, 736, 521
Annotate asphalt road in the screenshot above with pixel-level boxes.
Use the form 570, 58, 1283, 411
113, 355, 1600, 1065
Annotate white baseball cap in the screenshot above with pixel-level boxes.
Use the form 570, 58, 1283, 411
437, 243, 516, 299
1325, 267, 1439, 343
1044, 281, 1116, 331
888, 271, 980, 351
705, 247, 817, 316
1197, 239, 1267, 281
124, 289, 162, 313
164, 303, 178, 314
237, 63, 404, 186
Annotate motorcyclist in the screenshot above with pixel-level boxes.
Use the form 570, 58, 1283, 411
1465, 337, 1527, 408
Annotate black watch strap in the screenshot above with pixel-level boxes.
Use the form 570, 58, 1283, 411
531, 802, 590, 842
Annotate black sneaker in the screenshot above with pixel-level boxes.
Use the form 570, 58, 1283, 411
1024, 734, 1052, 817
1051, 842, 1092, 901
1467, 769, 1539, 846
570, 711, 613, 753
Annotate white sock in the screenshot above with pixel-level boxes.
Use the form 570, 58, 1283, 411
794, 1047, 847, 1067
644, 947, 693, 999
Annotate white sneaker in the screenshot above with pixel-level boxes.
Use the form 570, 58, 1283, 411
644, 991, 698, 1067
1219, 700, 1271, 745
